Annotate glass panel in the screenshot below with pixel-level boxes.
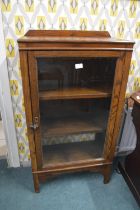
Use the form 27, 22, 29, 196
37, 57, 116, 168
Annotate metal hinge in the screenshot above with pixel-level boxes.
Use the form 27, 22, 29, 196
29, 117, 39, 130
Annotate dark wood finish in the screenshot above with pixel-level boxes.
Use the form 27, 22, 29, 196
119, 93, 140, 207
39, 86, 112, 101
18, 30, 134, 192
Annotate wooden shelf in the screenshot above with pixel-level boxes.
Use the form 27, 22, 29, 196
42, 139, 104, 169
39, 86, 112, 101
41, 110, 108, 138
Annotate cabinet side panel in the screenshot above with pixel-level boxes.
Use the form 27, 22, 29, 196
104, 51, 132, 161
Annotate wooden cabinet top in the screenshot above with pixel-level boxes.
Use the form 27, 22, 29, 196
18, 30, 134, 51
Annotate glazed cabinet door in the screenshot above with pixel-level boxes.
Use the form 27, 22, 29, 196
27, 50, 131, 171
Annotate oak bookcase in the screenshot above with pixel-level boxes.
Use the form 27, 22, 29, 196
18, 30, 134, 192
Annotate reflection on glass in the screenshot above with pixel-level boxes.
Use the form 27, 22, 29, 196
37, 57, 116, 167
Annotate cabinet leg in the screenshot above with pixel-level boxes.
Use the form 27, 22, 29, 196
33, 173, 40, 193
102, 165, 112, 184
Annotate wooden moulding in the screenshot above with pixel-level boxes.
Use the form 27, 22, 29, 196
18, 30, 134, 51
33, 159, 111, 174
18, 42, 134, 51
34, 161, 112, 186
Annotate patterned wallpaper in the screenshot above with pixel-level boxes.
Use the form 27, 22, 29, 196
1, 0, 140, 163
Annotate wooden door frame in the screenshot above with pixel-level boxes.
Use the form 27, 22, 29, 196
27, 50, 127, 167
0, 9, 20, 167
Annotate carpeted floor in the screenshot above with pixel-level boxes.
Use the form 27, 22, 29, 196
0, 160, 139, 210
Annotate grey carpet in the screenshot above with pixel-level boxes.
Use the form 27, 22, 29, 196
0, 160, 139, 210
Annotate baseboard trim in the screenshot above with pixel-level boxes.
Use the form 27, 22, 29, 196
21, 160, 31, 167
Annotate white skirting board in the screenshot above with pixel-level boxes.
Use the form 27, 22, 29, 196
0, 9, 20, 167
